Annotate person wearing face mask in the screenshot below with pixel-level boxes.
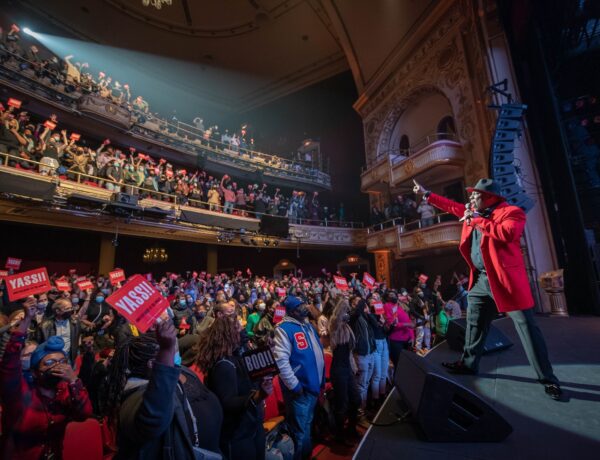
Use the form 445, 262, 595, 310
409, 287, 431, 355
0, 299, 92, 460
37, 298, 84, 364
383, 291, 414, 369
274, 296, 325, 460
81, 289, 112, 337
328, 298, 361, 445
245, 299, 265, 339
189, 301, 208, 334
253, 299, 277, 348
39, 126, 65, 176
172, 294, 192, 329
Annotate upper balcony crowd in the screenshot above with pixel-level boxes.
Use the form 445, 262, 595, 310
0, 23, 330, 189
0, 95, 354, 227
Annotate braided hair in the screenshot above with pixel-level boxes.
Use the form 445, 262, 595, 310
102, 333, 160, 416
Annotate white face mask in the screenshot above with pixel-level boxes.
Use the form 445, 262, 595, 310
257, 303, 266, 312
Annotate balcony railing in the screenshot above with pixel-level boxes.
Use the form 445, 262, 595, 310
390, 140, 464, 187
366, 214, 462, 255
361, 134, 462, 192
0, 51, 331, 188
0, 152, 361, 228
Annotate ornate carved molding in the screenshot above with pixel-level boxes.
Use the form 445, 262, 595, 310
390, 140, 465, 186
356, 1, 490, 183
398, 222, 462, 255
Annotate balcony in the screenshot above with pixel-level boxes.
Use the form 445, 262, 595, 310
366, 215, 462, 257
390, 139, 464, 189
0, 155, 364, 249
360, 155, 392, 193
0, 54, 331, 191
360, 135, 464, 194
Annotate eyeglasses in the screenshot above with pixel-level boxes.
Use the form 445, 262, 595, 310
42, 357, 68, 367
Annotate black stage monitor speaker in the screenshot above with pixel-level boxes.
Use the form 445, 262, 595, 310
0, 171, 56, 200
66, 194, 108, 208
394, 350, 512, 442
111, 192, 138, 206
446, 318, 513, 355
259, 214, 289, 238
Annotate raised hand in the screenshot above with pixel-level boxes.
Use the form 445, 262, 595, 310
413, 179, 428, 195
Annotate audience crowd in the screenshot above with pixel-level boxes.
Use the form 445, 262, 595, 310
0, 97, 348, 224
0, 23, 324, 182
0, 263, 467, 459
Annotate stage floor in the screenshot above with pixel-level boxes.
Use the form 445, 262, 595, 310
354, 316, 600, 460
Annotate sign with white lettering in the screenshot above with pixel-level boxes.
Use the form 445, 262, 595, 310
109, 268, 126, 285
242, 347, 279, 380
6, 267, 52, 301
105, 274, 169, 333
55, 277, 71, 292
5, 257, 22, 270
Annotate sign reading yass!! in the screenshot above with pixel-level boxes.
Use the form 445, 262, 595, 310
5, 267, 52, 301
242, 347, 279, 381
106, 275, 169, 333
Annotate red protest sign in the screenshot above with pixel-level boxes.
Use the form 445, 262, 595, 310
276, 287, 286, 297
109, 268, 126, 285
44, 120, 57, 130
373, 301, 384, 315
7, 98, 22, 109
106, 274, 169, 333
334, 275, 349, 291
273, 305, 286, 324
55, 278, 71, 291
70, 133, 81, 141
76, 276, 87, 282
68, 268, 77, 275
362, 272, 375, 289
77, 279, 94, 291
5, 267, 52, 301
0, 270, 8, 280
5, 257, 22, 270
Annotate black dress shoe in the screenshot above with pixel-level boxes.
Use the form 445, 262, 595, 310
442, 360, 476, 375
544, 383, 563, 400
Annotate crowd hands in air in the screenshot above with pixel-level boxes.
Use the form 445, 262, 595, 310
0, 96, 350, 225
0, 264, 468, 459
0, 22, 326, 181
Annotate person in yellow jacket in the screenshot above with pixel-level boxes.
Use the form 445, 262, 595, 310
207, 184, 221, 211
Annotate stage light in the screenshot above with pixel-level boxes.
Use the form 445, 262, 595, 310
23, 27, 33, 35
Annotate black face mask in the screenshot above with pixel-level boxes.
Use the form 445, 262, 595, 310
39, 369, 62, 388
296, 306, 310, 319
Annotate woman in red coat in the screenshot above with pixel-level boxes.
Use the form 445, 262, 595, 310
413, 178, 562, 400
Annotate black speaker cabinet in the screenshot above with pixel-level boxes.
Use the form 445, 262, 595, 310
446, 318, 513, 355
259, 214, 290, 238
111, 192, 138, 206
394, 350, 512, 442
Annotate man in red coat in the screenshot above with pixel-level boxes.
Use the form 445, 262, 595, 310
413, 178, 562, 400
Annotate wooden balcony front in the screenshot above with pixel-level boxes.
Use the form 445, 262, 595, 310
390, 140, 465, 189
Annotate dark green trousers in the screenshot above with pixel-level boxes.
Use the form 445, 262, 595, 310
462, 272, 559, 385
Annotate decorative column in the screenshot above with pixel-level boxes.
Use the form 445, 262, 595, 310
206, 244, 218, 274
374, 250, 392, 287
98, 235, 116, 275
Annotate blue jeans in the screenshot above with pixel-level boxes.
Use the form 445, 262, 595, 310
370, 339, 389, 400
355, 353, 374, 408
282, 388, 318, 460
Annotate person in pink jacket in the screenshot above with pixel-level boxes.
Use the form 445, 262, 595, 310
220, 175, 236, 214
383, 292, 414, 368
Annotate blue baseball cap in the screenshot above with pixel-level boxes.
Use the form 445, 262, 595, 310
30, 336, 67, 369
283, 296, 304, 311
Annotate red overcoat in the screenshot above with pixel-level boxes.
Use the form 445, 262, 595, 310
427, 193, 533, 312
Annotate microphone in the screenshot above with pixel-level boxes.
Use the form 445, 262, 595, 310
459, 203, 479, 222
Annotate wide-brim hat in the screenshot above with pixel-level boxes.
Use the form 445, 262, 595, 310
466, 178, 506, 201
